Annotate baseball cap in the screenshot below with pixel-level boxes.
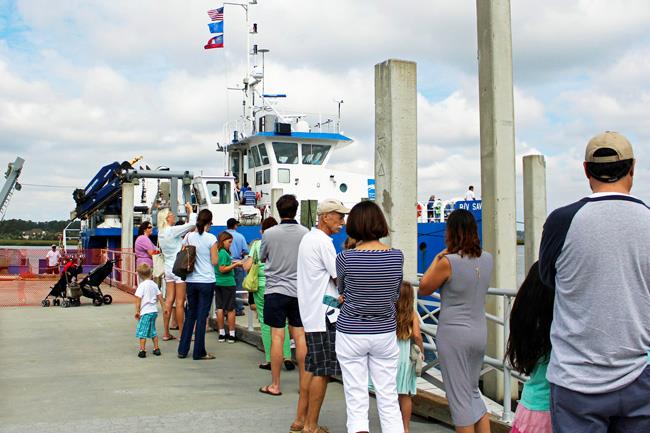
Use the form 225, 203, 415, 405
226, 218, 239, 228
585, 131, 634, 163
317, 199, 350, 215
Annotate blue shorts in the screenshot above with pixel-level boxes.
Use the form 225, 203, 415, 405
136, 312, 158, 339
551, 365, 650, 432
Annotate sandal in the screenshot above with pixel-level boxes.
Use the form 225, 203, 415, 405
289, 422, 304, 433
259, 385, 282, 396
162, 335, 176, 341
195, 353, 216, 360
170, 326, 179, 330
303, 427, 330, 433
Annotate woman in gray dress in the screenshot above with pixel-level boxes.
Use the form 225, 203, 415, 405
419, 209, 493, 433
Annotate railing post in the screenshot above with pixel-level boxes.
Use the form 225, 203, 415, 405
502, 294, 514, 422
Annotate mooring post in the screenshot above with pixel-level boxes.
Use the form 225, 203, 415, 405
121, 181, 135, 288
476, 0, 517, 399
374, 59, 418, 283
523, 155, 547, 274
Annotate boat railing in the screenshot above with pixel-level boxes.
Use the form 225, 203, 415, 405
415, 275, 520, 424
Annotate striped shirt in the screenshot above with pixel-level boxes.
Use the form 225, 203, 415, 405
336, 249, 404, 334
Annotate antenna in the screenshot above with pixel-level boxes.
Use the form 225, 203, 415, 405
334, 99, 344, 132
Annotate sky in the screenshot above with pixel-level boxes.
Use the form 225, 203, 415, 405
1, 0, 649, 222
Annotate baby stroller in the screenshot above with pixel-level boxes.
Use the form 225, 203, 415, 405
79, 260, 114, 306
42, 259, 83, 308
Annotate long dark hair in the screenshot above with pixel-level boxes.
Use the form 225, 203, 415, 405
505, 262, 555, 375
396, 282, 415, 341
445, 209, 481, 258
195, 209, 213, 234
217, 231, 233, 251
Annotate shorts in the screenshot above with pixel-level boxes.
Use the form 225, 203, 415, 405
164, 270, 183, 283
136, 312, 158, 339
511, 404, 551, 433
550, 365, 650, 433
305, 320, 341, 377
215, 285, 236, 311
264, 293, 303, 328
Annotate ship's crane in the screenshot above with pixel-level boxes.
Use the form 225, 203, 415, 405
0, 157, 25, 221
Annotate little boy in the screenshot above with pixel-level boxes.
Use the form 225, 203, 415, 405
134, 263, 164, 358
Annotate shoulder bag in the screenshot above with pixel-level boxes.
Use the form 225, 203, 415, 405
242, 241, 260, 292
152, 239, 165, 279
172, 242, 196, 281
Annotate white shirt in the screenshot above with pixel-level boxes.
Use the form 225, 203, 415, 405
46, 250, 61, 266
158, 214, 197, 273
135, 279, 161, 315
183, 231, 217, 283
297, 228, 338, 332
464, 189, 476, 201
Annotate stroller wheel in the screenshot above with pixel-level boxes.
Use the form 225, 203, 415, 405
74, 298, 81, 306
61, 300, 70, 308
53, 299, 60, 306
102, 294, 113, 305
93, 297, 103, 306
41, 300, 50, 307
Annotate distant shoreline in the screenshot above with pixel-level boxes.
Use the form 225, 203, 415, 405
0, 239, 58, 247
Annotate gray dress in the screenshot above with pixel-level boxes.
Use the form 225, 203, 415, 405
436, 252, 493, 427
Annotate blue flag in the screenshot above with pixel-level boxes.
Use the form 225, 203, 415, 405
208, 21, 223, 34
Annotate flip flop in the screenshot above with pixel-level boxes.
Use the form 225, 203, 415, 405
162, 335, 176, 341
289, 422, 304, 433
170, 326, 179, 330
259, 385, 282, 396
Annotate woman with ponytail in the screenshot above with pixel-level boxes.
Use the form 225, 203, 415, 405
177, 209, 219, 360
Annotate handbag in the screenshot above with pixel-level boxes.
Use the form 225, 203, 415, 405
242, 241, 260, 292
152, 240, 165, 279
410, 341, 423, 377
172, 245, 196, 281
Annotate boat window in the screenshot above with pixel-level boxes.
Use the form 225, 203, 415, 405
301, 144, 330, 165
251, 146, 262, 167
278, 168, 290, 184
248, 152, 254, 169
272, 142, 299, 164
263, 169, 271, 184
255, 171, 263, 186
258, 144, 270, 165
230, 152, 241, 178
206, 181, 231, 205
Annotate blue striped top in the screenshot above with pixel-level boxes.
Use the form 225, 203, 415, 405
336, 249, 404, 335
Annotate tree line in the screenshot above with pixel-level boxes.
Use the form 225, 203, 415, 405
0, 219, 69, 240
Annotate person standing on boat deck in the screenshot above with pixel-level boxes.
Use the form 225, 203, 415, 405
135, 221, 157, 268
234, 179, 242, 203
177, 209, 219, 360
226, 218, 249, 316
157, 203, 195, 341
538, 131, 650, 432
241, 184, 257, 206
258, 196, 308, 426
297, 198, 349, 433
464, 185, 476, 201
45, 244, 61, 274
335, 201, 404, 433
419, 209, 493, 433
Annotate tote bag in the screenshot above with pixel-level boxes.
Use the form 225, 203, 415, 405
242, 241, 260, 292
172, 245, 196, 281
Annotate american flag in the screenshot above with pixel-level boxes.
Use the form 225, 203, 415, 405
207, 7, 223, 21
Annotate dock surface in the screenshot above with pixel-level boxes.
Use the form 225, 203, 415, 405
0, 298, 453, 433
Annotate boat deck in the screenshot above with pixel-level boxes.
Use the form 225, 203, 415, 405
0, 287, 453, 433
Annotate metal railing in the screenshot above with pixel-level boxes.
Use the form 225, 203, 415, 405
415, 277, 521, 424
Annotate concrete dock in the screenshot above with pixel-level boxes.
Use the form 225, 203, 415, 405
0, 299, 453, 433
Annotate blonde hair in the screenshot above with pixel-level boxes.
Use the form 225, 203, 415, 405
137, 263, 152, 280
157, 208, 172, 231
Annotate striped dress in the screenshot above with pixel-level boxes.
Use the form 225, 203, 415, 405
336, 249, 404, 334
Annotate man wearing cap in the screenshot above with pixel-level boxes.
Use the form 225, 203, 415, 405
296, 199, 349, 433
539, 131, 650, 431
226, 218, 249, 316
45, 244, 61, 274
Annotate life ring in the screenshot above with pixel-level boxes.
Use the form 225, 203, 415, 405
417, 202, 423, 218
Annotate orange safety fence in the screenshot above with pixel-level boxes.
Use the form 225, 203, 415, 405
0, 247, 136, 307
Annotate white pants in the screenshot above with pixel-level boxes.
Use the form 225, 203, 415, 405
336, 331, 403, 433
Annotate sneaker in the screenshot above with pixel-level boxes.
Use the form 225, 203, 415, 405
227, 334, 236, 344
235, 310, 245, 317
153, 348, 161, 356
218, 334, 226, 343
138, 350, 146, 358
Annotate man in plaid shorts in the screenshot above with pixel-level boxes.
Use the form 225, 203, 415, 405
297, 199, 349, 433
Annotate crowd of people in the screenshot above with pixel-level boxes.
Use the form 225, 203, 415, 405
130, 130, 649, 433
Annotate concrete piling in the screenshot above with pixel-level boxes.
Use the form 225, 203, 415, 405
523, 155, 547, 274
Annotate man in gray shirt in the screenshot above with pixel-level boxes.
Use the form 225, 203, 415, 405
539, 131, 650, 432
258, 195, 310, 432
